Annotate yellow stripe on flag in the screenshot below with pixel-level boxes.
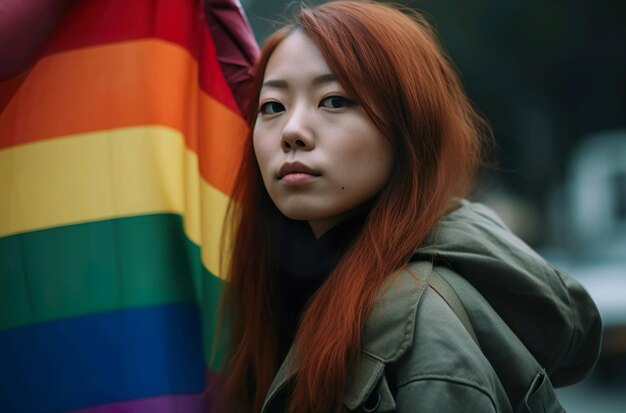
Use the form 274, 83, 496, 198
0, 125, 231, 278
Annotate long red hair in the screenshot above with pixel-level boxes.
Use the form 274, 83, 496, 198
217, 1, 489, 412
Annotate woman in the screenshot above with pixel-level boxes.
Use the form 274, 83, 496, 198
216, 1, 602, 412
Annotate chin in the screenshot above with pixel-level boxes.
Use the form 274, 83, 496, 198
278, 209, 318, 222
276, 205, 337, 222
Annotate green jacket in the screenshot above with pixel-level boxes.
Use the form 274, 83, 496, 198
261, 201, 602, 412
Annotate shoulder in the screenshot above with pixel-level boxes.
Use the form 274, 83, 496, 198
393, 271, 511, 411
350, 264, 512, 412
360, 262, 485, 365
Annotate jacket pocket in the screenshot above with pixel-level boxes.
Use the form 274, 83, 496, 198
356, 375, 396, 412
518, 370, 565, 413
342, 351, 396, 412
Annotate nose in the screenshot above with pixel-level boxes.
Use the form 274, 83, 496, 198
281, 106, 315, 152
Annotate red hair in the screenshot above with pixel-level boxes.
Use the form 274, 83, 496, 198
217, 1, 489, 412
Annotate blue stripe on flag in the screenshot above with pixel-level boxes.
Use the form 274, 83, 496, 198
0, 304, 206, 413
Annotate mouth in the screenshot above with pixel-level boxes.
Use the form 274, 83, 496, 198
277, 161, 321, 180
280, 172, 319, 186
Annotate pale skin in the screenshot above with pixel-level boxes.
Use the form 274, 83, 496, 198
253, 30, 394, 238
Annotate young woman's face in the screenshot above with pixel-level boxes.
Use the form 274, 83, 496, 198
253, 30, 393, 238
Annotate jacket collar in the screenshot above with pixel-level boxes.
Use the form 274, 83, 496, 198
261, 261, 432, 412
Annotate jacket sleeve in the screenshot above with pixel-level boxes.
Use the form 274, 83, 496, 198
395, 378, 497, 413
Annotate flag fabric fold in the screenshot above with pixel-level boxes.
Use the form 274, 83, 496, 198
0, 1, 258, 412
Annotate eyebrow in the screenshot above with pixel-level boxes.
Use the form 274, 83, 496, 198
261, 73, 337, 89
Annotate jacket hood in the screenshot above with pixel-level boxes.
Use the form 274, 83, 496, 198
413, 200, 603, 387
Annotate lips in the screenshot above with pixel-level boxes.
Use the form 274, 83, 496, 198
277, 161, 321, 179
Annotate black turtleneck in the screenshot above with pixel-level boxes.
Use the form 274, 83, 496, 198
273, 211, 368, 360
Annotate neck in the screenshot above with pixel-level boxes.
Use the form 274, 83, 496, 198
307, 204, 372, 239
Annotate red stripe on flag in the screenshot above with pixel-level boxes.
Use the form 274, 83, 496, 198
42, 0, 240, 114
45, 0, 195, 57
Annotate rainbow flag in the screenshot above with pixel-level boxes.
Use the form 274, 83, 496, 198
0, 0, 258, 411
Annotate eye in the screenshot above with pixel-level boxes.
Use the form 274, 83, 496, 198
319, 96, 355, 109
259, 101, 285, 115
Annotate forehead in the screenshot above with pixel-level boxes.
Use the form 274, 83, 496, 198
263, 30, 332, 82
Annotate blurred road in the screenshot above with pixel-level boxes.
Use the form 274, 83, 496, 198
540, 257, 626, 412
556, 373, 626, 412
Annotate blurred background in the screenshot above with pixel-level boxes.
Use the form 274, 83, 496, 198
241, 0, 626, 411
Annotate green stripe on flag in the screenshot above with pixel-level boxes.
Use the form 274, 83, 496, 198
0, 213, 223, 331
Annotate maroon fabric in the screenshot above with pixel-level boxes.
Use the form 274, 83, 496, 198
204, 0, 259, 116
0, 0, 76, 80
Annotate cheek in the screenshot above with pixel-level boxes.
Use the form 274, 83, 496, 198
252, 135, 277, 195
337, 134, 392, 178
365, 141, 393, 186
252, 130, 270, 172
330, 114, 392, 168
327, 143, 392, 204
